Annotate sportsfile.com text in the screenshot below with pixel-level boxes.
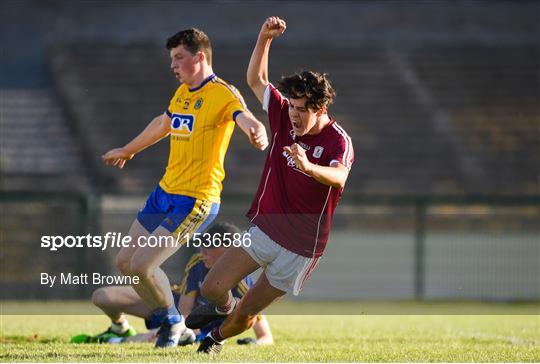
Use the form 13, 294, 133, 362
40, 232, 252, 251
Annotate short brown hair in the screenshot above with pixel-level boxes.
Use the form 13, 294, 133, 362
166, 28, 212, 65
277, 70, 336, 111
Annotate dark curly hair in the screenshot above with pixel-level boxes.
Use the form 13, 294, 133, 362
277, 70, 336, 111
166, 28, 212, 65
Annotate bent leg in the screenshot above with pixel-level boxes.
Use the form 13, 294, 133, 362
218, 272, 285, 339
92, 285, 152, 322
115, 219, 149, 275
130, 198, 219, 310
201, 247, 261, 306
129, 226, 181, 310
115, 219, 160, 308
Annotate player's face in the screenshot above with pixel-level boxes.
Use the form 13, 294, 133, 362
170, 45, 201, 84
288, 97, 320, 137
201, 247, 226, 268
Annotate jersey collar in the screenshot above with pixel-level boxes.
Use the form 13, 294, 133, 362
189, 73, 216, 92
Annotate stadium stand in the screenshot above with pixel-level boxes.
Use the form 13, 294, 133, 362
48, 45, 174, 193
408, 46, 539, 195
0, 89, 90, 191
2, 1, 538, 196
47, 45, 539, 196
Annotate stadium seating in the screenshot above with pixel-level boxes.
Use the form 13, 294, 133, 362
409, 46, 539, 195
0, 89, 90, 191
46, 44, 539, 196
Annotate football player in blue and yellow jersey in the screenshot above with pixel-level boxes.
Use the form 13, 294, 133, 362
83, 223, 273, 347
101, 28, 268, 348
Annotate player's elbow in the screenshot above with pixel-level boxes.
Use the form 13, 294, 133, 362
328, 181, 344, 190
246, 75, 259, 90
331, 167, 349, 189
247, 74, 266, 91
330, 175, 347, 189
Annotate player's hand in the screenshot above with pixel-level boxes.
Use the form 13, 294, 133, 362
249, 126, 269, 151
283, 143, 312, 173
260, 16, 286, 39
101, 147, 134, 169
237, 337, 258, 345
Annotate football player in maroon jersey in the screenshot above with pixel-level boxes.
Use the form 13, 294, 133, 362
187, 16, 354, 354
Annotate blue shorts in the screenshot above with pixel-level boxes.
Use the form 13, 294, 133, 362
137, 185, 219, 234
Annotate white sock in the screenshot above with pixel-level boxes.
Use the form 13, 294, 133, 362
215, 295, 238, 315
111, 319, 129, 334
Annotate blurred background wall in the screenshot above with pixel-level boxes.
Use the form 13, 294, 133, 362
1, 0, 538, 302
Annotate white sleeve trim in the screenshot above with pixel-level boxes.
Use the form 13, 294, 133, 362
330, 159, 351, 170
262, 84, 271, 113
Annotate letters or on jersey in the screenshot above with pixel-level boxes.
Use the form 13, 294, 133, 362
247, 84, 354, 258
160, 74, 247, 203
176, 253, 252, 306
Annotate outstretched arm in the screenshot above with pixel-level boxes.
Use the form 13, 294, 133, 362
236, 111, 269, 151
102, 113, 171, 169
247, 16, 287, 104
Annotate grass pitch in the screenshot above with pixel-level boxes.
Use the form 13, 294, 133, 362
1, 301, 539, 362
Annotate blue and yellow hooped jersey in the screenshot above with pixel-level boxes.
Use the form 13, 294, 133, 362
160, 74, 248, 203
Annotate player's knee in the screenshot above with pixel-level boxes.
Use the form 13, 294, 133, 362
129, 260, 152, 281
91, 287, 110, 307
115, 255, 131, 276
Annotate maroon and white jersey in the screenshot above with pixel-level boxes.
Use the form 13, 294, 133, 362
246, 84, 354, 258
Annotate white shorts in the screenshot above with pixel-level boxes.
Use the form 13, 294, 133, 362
241, 226, 321, 295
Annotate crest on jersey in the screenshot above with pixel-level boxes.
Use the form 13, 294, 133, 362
171, 113, 195, 137
194, 98, 203, 109
313, 146, 324, 158
282, 150, 311, 177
